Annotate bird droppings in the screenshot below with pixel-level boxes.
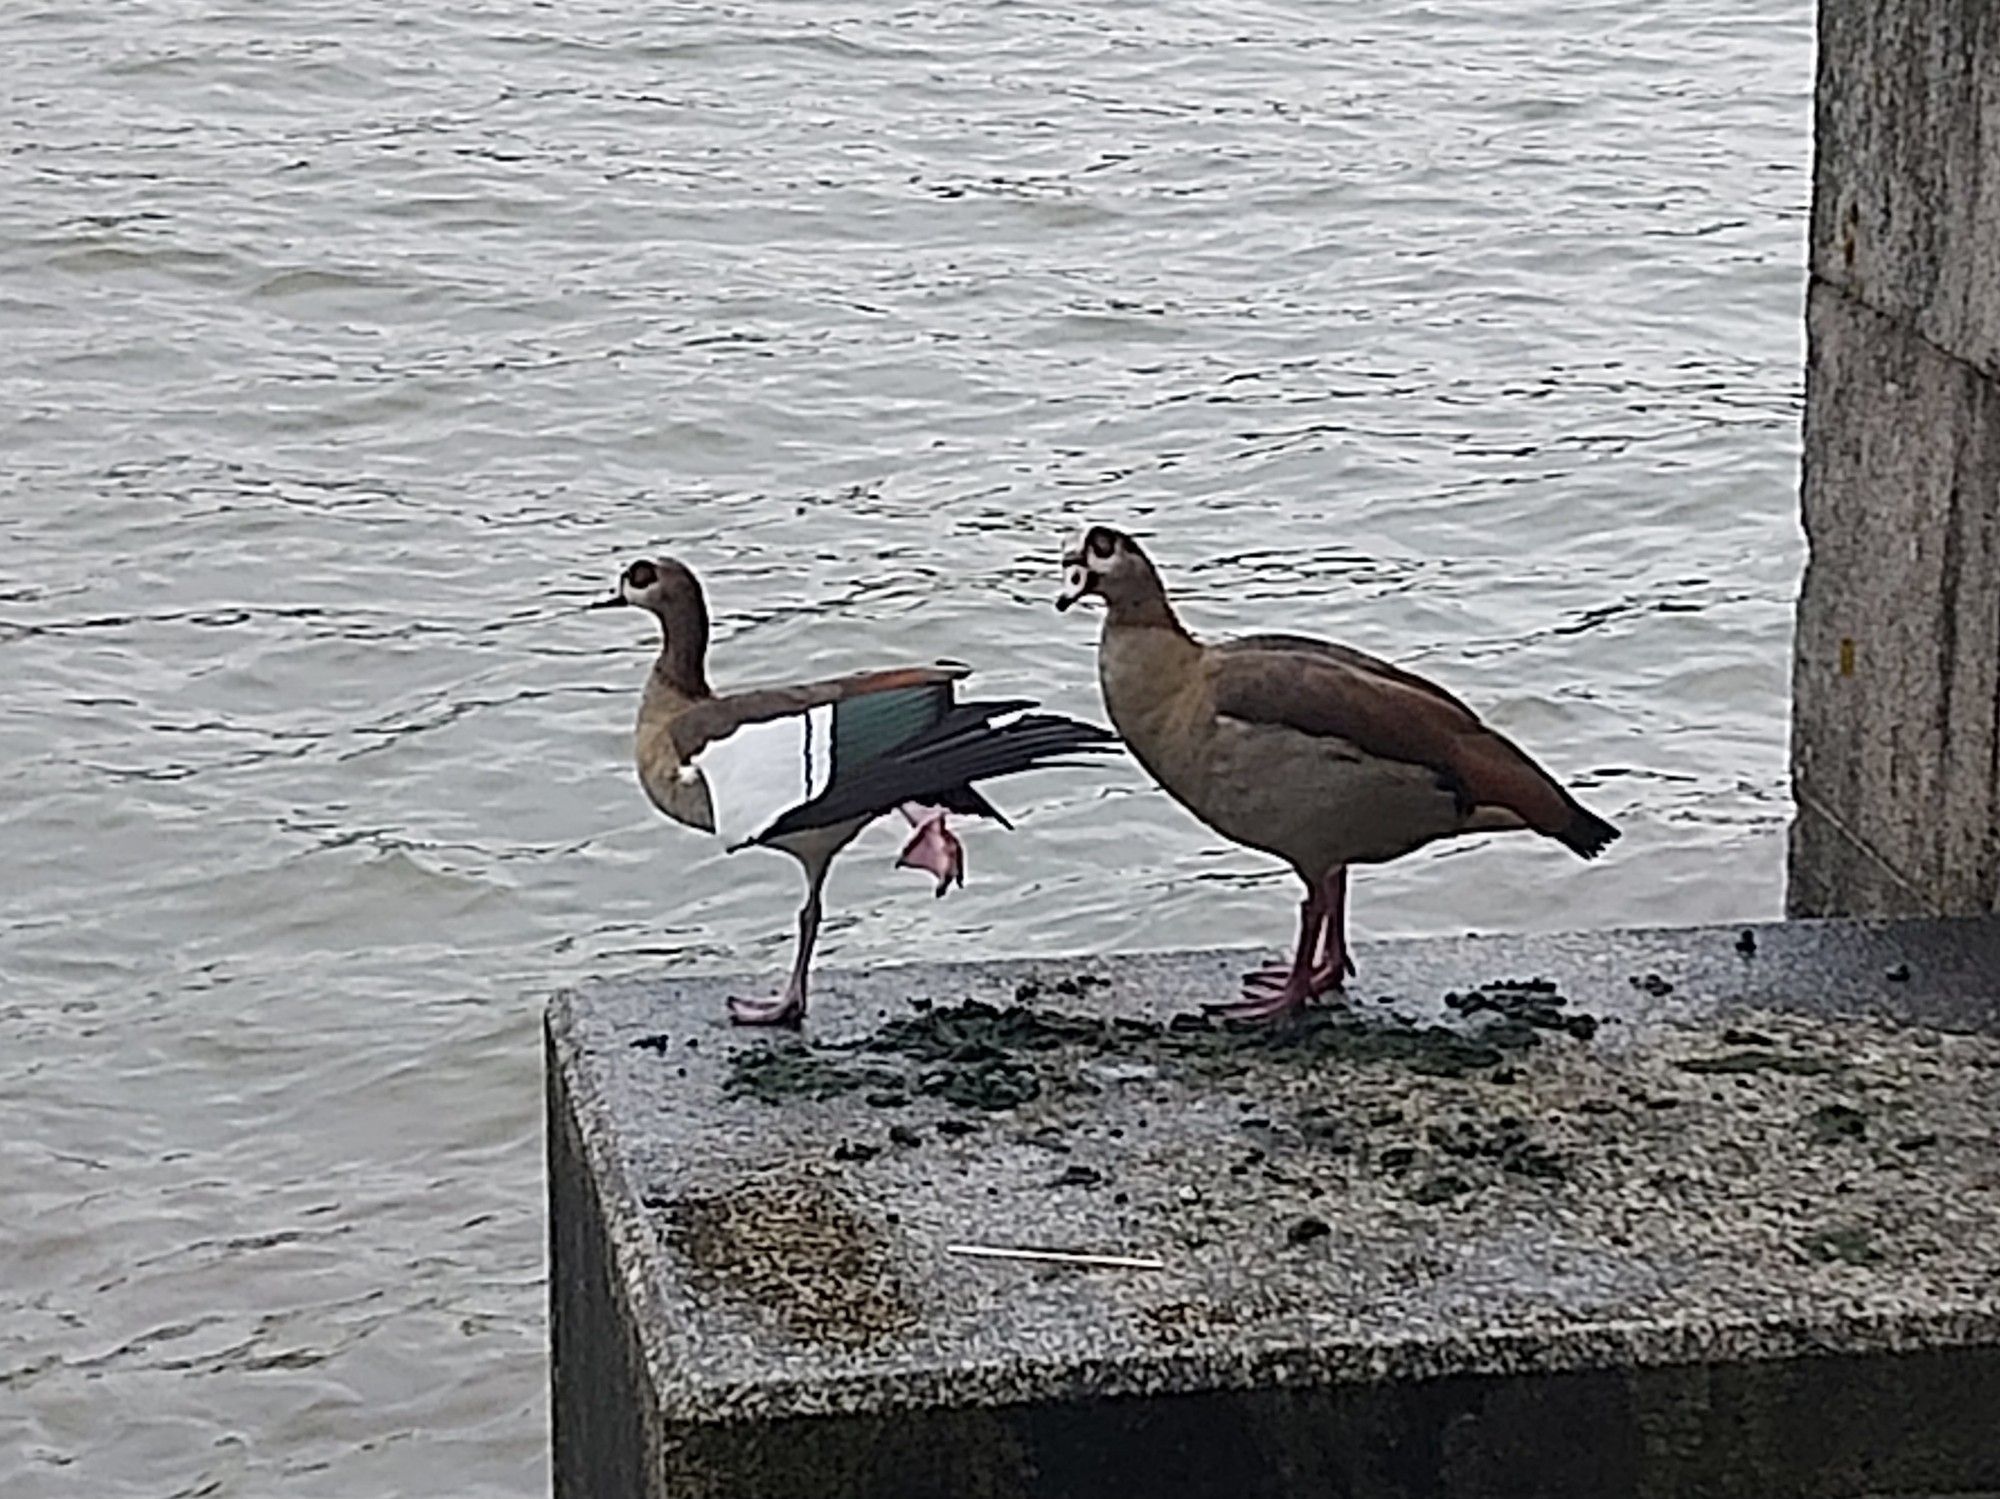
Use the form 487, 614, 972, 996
867, 1000, 1099, 1111
1631, 972, 1676, 997
1443, 977, 1599, 1040
1427, 1115, 1568, 1182
1054, 973, 1111, 998
887, 1124, 923, 1149
928, 1061, 1042, 1111
1053, 1164, 1105, 1189
723, 1045, 904, 1104
1805, 1102, 1869, 1144
871, 1000, 1105, 1061
1168, 1003, 1550, 1080
630, 1032, 672, 1054
1503, 1143, 1567, 1180
1886, 962, 1912, 982
1013, 972, 1111, 1005
1410, 1172, 1475, 1205
1285, 1215, 1331, 1246
1800, 1225, 1886, 1267
1676, 1049, 1844, 1076
1024, 1125, 1072, 1154
716, 987, 1603, 1122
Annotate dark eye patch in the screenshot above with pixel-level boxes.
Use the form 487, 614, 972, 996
1085, 527, 1119, 561
625, 560, 659, 589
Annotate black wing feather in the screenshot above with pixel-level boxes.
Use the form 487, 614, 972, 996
757, 701, 1117, 841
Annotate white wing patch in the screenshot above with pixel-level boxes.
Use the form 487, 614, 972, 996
689, 704, 836, 849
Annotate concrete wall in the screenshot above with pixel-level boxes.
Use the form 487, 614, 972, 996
1789, 0, 2000, 918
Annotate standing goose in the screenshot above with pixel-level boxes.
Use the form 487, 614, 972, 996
598, 557, 1116, 1026
1055, 525, 1618, 1021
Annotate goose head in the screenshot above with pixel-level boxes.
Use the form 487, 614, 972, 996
1055, 524, 1156, 613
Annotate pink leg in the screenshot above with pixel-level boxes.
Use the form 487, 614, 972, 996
1319, 867, 1355, 984
1211, 882, 1326, 1021
730, 862, 829, 1027
1241, 867, 1353, 997
894, 802, 964, 897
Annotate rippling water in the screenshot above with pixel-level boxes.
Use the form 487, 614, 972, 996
2, 2, 1809, 1493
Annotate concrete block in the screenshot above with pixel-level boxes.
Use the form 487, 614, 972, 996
1790, 282, 2000, 917
1812, 0, 2000, 373
1787, 798, 1937, 920
549, 918, 2000, 1498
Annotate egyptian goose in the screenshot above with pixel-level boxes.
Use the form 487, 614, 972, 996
598, 557, 1116, 1026
1054, 525, 1619, 1020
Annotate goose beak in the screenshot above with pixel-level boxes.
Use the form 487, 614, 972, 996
586, 592, 625, 611
1054, 590, 1079, 613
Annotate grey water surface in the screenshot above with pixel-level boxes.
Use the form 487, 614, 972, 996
2, 2, 1808, 1493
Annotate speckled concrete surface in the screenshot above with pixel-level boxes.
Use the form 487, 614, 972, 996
549, 917, 2000, 1497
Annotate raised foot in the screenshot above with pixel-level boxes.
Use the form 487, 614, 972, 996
728, 991, 805, 1028
896, 804, 965, 898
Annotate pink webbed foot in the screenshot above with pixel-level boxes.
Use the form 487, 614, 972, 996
1212, 877, 1348, 1024
736, 868, 826, 1027
895, 803, 965, 897
1208, 972, 1318, 1022
729, 986, 806, 1028
1237, 868, 1354, 1002
1239, 952, 1354, 998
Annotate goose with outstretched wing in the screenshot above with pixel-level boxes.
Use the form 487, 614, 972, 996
597, 557, 1118, 1026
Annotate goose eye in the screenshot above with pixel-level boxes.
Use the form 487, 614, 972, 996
625, 560, 658, 590
1086, 528, 1117, 561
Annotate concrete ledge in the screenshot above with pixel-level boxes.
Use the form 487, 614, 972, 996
549, 918, 2000, 1498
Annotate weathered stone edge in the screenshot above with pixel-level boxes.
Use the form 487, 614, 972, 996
547, 990, 685, 1473
657, 1300, 2000, 1430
